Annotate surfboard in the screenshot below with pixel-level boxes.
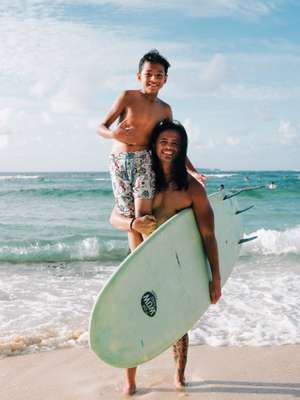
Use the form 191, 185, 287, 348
89, 191, 243, 368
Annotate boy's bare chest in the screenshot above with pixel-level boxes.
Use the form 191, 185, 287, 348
125, 99, 166, 124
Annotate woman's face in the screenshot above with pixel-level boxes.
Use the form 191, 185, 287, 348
155, 129, 181, 163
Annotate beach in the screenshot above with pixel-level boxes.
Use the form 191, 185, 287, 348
0, 171, 299, 398
1, 344, 299, 399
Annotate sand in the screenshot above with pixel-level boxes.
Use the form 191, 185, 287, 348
0, 345, 299, 400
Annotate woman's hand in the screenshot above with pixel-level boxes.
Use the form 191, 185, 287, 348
209, 278, 221, 304
132, 215, 157, 236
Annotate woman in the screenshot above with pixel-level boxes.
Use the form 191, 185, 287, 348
110, 119, 221, 395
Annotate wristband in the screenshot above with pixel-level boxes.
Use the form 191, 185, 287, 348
130, 217, 136, 231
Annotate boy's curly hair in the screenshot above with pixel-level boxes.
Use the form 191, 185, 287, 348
138, 49, 171, 74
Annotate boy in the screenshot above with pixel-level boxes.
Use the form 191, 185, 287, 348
98, 49, 204, 250
98, 49, 172, 250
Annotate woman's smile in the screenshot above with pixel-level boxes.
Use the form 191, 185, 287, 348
156, 130, 180, 162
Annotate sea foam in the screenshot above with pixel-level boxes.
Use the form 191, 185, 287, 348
190, 260, 300, 346
241, 225, 300, 256
0, 175, 41, 181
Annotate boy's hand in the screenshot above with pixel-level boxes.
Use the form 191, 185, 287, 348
112, 120, 137, 145
209, 278, 221, 304
132, 215, 157, 236
192, 172, 207, 187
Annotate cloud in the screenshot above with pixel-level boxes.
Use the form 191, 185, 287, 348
278, 120, 300, 145
0, 1, 299, 171
255, 105, 275, 122
167, 0, 283, 18
0, 107, 13, 149
0, 135, 9, 149
184, 118, 202, 146
0, 1, 285, 23
225, 136, 240, 146
215, 84, 300, 101
183, 118, 217, 151
52, 0, 283, 19
40, 112, 54, 125
199, 54, 231, 91
0, 108, 14, 149
0, 108, 13, 133
0, 10, 175, 113
167, 54, 232, 98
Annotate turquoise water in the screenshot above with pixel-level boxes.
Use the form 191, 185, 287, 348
0, 170, 299, 354
1, 170, 299, 263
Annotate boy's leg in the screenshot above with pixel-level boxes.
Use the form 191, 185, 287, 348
128, 230, 143, 251
124, 204, 152, 395
133, 150, 155, 235
172, 333, 189, 389
109, 154, 141, 393
109, 153, 144, 251
124, 224, 141, 396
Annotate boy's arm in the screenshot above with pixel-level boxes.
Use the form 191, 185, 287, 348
98, 91, 135, 143
189, 180, 221, 304
186, 157, 207, 186
109, 207, 157, 236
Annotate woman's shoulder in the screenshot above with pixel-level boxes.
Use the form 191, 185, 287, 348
188, 175, 206, 194
187, 175, 207, 197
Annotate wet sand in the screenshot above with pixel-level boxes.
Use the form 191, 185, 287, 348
1, 344, 299, 399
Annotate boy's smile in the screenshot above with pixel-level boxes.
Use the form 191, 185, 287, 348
138, 61, 167, 95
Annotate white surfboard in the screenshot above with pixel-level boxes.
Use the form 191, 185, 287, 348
89, 191, 243, 368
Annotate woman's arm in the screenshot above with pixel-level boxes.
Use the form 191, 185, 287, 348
109, 207, 157, 236
188, 179, 221, 304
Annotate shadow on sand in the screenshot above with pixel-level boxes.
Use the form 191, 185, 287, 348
136, 380, 300, 397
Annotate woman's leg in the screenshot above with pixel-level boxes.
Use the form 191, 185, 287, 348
124, 367, 137, 395
172, 333, 189, 388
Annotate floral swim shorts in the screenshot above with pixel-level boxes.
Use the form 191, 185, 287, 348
109, 150, 155, 217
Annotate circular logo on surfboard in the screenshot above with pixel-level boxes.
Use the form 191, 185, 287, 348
141, 291, 157, 317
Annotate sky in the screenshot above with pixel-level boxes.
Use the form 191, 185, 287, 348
0, 0, 300, 172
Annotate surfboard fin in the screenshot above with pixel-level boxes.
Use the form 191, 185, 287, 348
224, 185, 265, 200
238, 236, 258, 244
235, 205, 255, 215
223, 190, 243, 200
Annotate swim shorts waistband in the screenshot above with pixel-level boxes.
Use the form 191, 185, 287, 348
110, 149, 151, 159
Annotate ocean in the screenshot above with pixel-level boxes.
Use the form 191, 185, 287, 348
0, 170, 299, 356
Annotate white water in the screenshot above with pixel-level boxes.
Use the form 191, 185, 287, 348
242, 225, 300, 256
1, 245, 299, 357
190, 259, 300, 346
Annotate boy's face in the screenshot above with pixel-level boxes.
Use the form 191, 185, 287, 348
137, 62, 167, 94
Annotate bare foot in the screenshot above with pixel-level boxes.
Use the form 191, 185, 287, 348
123, 384, 136, 396
174, 375, 186, 390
